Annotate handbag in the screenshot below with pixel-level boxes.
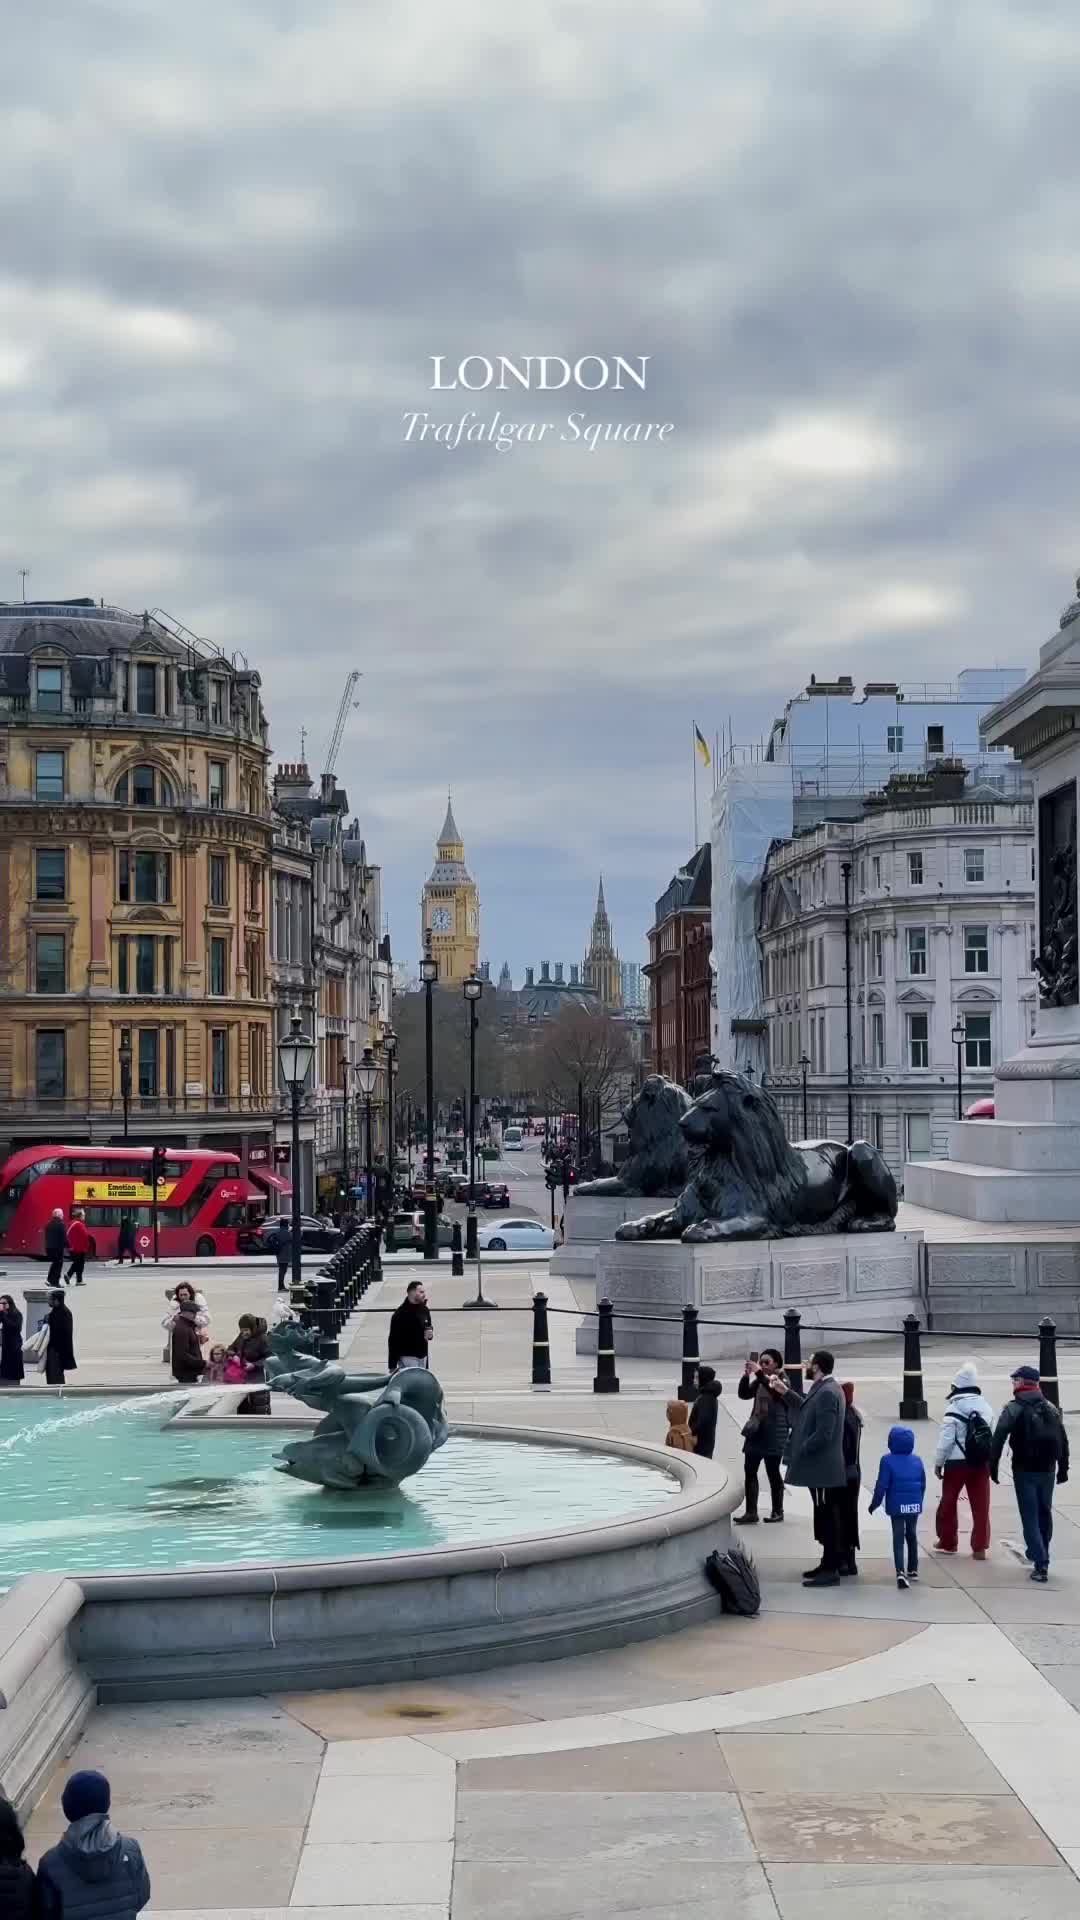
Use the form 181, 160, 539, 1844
23, 1324, 49, 1370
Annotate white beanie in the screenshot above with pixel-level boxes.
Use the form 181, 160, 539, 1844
952, 1359, 979, 1391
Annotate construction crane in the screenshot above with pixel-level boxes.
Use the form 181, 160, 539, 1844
322, 671, 361, 778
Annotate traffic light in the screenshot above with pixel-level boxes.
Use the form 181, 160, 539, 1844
150, 1144, 169, 1189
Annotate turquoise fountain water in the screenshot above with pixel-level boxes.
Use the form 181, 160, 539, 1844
0, 1395, 678, 1584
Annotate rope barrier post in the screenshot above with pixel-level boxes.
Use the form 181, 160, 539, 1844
531, 1290, 551, 1390
899, 1314, 928, 1419
783, 1309, 803, 1394
451, 1220, 464, 1277
315, 1274, 339, 1361
593, 1299, 620, 1395
1040, 1316, 1060, 1407
678, 1305, 699, 1402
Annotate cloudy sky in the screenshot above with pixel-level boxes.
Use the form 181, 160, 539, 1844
4, 0, 1080, 978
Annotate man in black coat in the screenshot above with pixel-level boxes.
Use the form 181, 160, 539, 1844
388, 1280, 433, 1371
689, 1365, 722, 1459
44, 1209, 67, 1288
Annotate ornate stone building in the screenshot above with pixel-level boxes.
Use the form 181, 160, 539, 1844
0, 599, 274, 1159
645, 844, 712, 1085
421, 795, 479, 985
583, 877, 622, 1008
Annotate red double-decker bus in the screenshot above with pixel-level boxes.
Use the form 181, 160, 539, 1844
0, 1145, 268, 1260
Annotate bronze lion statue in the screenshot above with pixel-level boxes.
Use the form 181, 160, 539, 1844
575, 1073, 693, 1198
616, 1071, 897, 1241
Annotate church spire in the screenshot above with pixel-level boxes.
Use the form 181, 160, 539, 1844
439, 789, 461, 850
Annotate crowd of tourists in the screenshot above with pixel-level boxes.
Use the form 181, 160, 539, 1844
161, 1284, 272, 1411
0, 1771, 149, 1918
0, 1291, 77, 1388
667, 1348, 1069, 1586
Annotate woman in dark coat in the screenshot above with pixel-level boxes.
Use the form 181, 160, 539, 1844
45, 1290, 76, 1386
0, 1297, 24, 1386
839, 1380, 864, 1576
229, 1313, 271, 1414
169, 1303, 205, 1385
0, 1795, 37, 1920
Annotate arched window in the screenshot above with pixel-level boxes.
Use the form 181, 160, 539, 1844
115, 764, 171, 807
248, 774, 262, 815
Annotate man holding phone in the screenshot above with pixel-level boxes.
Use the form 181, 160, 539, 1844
735, 1347, 791, 1525
767, 1350, 848, 1585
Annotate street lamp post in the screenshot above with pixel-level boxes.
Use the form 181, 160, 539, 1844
384, 1028, 397, 1206
952, 1017, 965, 1122
340, 1056, 351, 1214
420, 945, 438, 1260
355, 1046, 381, 1222
463, 972, 483, 1258
799, 1052, 810, 1139
118, 1034, 132, 1141
277, 1015, 315, 1293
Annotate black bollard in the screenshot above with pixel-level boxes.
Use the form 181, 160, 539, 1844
531, 1290, 551, 1390
593, 1299, 620, 1395
899, 1313, 928, 1419
465, 1209, 479, 1260
678, 1305, 700, 1402
315, 1276, 339, 1359
451, 1220, 464, 1277
385, 1217, 396, 1255
1040, 1316, 1060, 1407
783, 1308, 803, 1395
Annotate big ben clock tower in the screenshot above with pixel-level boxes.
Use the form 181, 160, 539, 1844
421, 794, 480, 984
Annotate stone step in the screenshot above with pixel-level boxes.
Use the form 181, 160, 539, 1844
905, 1157, 1080, 1223
946, 1118, 1080, 1172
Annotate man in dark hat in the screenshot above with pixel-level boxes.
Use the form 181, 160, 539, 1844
37, 1768, 150, 1917
991, 1364, 1070, 1584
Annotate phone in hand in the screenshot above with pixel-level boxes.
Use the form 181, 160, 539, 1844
748, 1351, 759, 1364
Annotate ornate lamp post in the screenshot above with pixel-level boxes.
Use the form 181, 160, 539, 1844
952, 1017, 965, 1122
277, 1015, 315, 1292
118, 1033, 132, 1141
340, 1056, 351, 1213
463, 971, 483, 1257
420, 945, 438, 1260
799, 1051, 810, 1139
355, 1045, 381, 1220
384, 1027, 397, 1205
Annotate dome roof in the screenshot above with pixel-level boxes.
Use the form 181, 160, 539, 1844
0, 601, 187, 660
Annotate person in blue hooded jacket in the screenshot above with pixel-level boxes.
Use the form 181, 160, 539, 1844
869, 1426, 926, 1590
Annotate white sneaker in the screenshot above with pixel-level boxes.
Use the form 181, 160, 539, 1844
897, 1574, 909, 1589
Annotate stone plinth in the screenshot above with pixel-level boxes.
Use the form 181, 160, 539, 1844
550, 1193, 653, 1280
575, 1232, 923, 1360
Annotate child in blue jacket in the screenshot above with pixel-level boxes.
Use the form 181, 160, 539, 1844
869, 1425, 926, 1589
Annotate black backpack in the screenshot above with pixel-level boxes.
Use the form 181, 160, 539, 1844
705, 1542, 761, 1616
1019, 1396, 1064, 1470
955, 1407, 994, 1469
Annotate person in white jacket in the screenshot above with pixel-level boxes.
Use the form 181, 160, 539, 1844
933, 1360, 996, 1559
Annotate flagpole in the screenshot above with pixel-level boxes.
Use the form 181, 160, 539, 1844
692, 720, 699, 851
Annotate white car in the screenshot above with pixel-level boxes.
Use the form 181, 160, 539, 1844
475, 1216, 555, 1252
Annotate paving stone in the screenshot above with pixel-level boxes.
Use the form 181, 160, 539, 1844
1002, 1624, 1080, 1663
741, 1792, 1059, 1865
459, 1731, 733, 1793
450, 1858, 775, 1920
752, 1684, 964, 1735
278, 1683, 534, 1740
36, 1823, 307, 1909
767, 1863, 1080, 1920
1033, 1664, 1080, 1709
61, 1697, 325, 1767
455, 1789, 755, 1863
307, 1771, 455, 1844
718, 1730, 1010, 1795
35, 1761, 319, 1829
291, 1840, 453, 1907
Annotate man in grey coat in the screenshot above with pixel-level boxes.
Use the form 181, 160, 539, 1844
767, 1348, 848, 1587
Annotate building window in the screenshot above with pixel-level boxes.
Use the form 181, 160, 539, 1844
135, 663, 157, 716
908, 850, 924, 885
209, 853, 227, 906
117, 938, 128, 994
818, 1013, 826, 1072
117, 850, 171, 904
907, 927, 927, 976
34, 849, 66, 901
138, 1028, 159, 1097
36, 665, 63, 714
210, 681, 225, 725
36, 1028, 66, 1099
908, 1012, 929, 1068
115, 764, 169, 807
927, 724, 944, 754
135, 935, 156, 995
964, 847, 985, 883
34, 933, 66, 993
964, 925, 989, 974
209, 762, 226, 810
871, 1011, 885, 1068
250, 1024, 267, 1096
872, 855, 881, 887
211, 1027, 228, 1097
871, 1112, 884, 1151
161, 940, 174, 995
818, 935, 824, 982
35, 751, 64, 800
887, 725, 903, 753
964, 1012, 992, 1068
906, 1112, 932, 1156
871, 930, 884, 979
1031, 846, 1036, 882
210, 937, 228, 996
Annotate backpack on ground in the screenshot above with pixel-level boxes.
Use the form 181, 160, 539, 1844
955, 1408, 994, 1469
1019, 1395, 1064, 1469
705, 1542, 761, 1616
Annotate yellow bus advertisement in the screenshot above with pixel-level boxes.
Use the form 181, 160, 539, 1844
73, 1180, 177, 1204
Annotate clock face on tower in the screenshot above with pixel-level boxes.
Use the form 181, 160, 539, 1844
430, 906, 452, 933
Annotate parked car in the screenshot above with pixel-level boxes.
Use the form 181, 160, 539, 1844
241, 1214, 344, 1255
388, 1210, 455, 1251
450, 1176, 473, 1202
476, 1216, 556, 1252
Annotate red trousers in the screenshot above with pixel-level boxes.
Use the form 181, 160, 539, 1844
935, 1462, 991, 1553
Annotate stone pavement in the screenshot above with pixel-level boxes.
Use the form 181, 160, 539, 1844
16, 1252, 1080, 1913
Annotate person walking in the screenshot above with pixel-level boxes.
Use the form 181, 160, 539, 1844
933, 1359, 996, 1560
388, 1280, 433, 1371
839, 1381, 864, 1576
44, 1290, 77, 1387
63, 1209, 90, 1287
37, 1769, 150, 1919
869, 1425, 926, 1589
991, 1363, 1069, 1584
689, 1365, 722, 1459
272, 1219, 292, 1292
116, 1213, 141, 1266
0, 1795, 38, 1920
229, 1313, 271, 1413
168, 1299, 205, 1386
735, 1349, 790, 1524
45, 1207, 67, 1288
768, 1349, 848, 1587
0, 1297, 23, 1387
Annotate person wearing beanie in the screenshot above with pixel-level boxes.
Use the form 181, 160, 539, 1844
933, 1360, 996, 1560
37, 1768, 150, 1919
664, 1400, 695, 1451
991, 1364, 1070, 1584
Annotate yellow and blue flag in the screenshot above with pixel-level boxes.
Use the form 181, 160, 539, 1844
694, 725, 711, 768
